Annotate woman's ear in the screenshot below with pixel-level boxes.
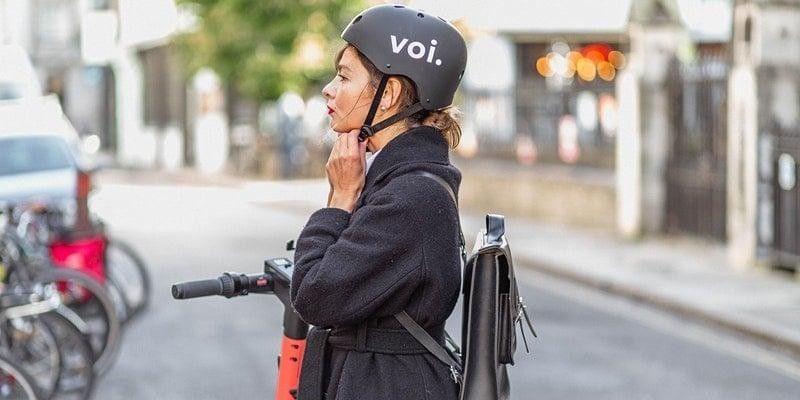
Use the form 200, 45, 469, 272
380, 77, 403, 111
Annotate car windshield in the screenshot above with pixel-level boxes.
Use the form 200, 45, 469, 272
0, 82, 23, 100
0, 136, 74, 176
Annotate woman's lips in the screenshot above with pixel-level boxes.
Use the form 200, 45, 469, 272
327, 106, 334, 115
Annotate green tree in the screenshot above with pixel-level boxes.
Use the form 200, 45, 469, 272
176, 0, 364, 102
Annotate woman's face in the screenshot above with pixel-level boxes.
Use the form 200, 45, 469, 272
322, 47, 376, 134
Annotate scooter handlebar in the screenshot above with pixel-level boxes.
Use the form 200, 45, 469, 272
172, 278, 224, 299
172, 272, 274, 300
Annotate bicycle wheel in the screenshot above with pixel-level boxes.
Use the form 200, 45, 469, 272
0, 315, 59, 399
38, 269, 121, 375
104, 239, 151, 321
0, 354, 41, 400
39, 313, 94, 400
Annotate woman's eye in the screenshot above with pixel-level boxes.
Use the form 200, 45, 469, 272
337, 73, 348, 82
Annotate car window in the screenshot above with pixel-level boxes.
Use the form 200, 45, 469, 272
0, 136, 75, 176
0, 83, 23, 100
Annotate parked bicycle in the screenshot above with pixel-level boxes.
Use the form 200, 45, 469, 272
0, 286, 95, 400
0, 200, 150, 399
1, 204, 120, 374
0, 352, 42, 400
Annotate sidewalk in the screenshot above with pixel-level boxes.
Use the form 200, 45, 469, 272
98, 168, 800, 359
468, 215, 800, 359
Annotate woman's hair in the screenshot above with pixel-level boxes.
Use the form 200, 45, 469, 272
335, 45, 462, 149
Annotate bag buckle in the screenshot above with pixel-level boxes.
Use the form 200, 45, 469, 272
450, 365, 463, 384
516, 297, 538, 354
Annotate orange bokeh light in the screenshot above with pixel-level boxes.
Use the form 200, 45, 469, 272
576, 58, 596, 81
567, 51, 582, 64
536, 56, 554, 77
584, 50, 605, 64
581, 43, 612, 60
537, 44, 623, 81
608, 50, 626, 69
597, 61, 616, 81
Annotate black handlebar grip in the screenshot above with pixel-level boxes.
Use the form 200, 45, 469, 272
172, 279, 223, 299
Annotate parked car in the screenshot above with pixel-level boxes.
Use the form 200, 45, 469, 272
0, 95, 93, 229
0, 95, 151, 325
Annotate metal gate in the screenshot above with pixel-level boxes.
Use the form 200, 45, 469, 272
664, 57, 728, 240
771, 128, 800, 263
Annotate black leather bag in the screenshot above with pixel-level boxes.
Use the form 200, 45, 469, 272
396, 173, 536, 400
458, 215, 536, 400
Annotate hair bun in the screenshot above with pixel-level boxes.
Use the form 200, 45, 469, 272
422, 107, 462, 148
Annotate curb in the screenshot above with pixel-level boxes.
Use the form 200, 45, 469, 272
516, 254, 800, 360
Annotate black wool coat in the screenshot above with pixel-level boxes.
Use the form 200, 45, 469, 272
290, 126, 462, 400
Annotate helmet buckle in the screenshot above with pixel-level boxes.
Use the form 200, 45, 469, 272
358, 125, 375, 142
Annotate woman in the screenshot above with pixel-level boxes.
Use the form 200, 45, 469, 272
290, 4, 468, 400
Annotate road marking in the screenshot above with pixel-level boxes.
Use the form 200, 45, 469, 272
517, 268, 800, 382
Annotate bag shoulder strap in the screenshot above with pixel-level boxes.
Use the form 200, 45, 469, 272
411, 171, 467, 263
403, 171, 465, 383
394, 310, 462, 382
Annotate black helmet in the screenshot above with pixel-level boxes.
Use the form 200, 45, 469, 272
340, 4, 468, 141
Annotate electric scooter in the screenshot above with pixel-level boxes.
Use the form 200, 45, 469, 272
171, 242, 306, 400
172, 215, 537, 400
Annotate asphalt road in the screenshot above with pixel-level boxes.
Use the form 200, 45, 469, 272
90, 180, 800, 399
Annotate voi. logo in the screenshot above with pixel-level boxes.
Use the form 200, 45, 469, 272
390, 35, 442, 66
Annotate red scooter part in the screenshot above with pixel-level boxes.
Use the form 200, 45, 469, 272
277, 336, 306, 400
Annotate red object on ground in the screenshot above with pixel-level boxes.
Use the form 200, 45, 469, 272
50, 235, 107, 284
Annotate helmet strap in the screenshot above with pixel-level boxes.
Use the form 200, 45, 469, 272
358, 74, 425, 142
362, 74, 388, 128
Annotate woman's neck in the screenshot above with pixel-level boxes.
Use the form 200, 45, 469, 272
366, 122, 411, 153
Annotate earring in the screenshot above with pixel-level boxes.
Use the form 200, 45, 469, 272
380, 106, 386, 111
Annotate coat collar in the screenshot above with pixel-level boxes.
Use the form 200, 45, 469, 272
364, 125, 450, 189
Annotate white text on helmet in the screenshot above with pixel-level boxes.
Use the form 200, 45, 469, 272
390, 35, 442, 66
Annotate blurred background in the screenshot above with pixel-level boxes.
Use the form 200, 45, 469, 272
1, 0, 800, 399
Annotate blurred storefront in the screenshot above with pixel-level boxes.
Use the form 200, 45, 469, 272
438, 0, 634, 168
0, 0, 117, 153
728, 0, 800, 272
513, 41, 624, 169
422, 0, 739, 243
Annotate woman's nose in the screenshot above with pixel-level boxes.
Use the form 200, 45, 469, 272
322, 80, 335, 100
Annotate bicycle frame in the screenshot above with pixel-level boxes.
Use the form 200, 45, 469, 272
172, 256, 308, 400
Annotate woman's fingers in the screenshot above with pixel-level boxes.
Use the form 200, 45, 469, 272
347, 129, 361, 160
325, 129, 366, 196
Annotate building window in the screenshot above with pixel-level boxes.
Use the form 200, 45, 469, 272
139, 45, 185, 129
515, 42, 625, 168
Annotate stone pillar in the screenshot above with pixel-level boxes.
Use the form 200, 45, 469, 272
114, 48, 156, 168
728, 0, 800, 270
616, 0, 686, 238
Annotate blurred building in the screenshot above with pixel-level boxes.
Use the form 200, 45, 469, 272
412, 1, 794, 264
420, 0, 800, 272
727, 0, 800, 270
3, 0, 797, 271
415, 1, 726, 214
0, 0, 117, 152
0, 0, 197, 170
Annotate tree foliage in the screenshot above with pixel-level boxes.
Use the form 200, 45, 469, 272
176, 0, 364, 102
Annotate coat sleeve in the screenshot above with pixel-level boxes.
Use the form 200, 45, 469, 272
290, 179, 426, 327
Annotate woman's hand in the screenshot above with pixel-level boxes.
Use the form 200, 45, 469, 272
326, 129, 367, 213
